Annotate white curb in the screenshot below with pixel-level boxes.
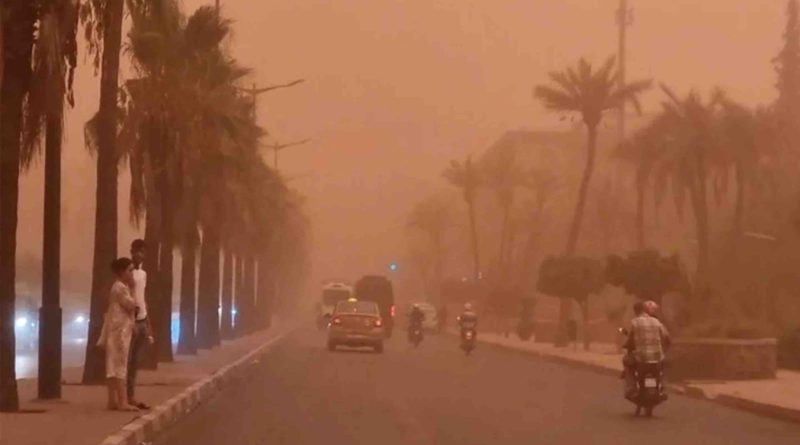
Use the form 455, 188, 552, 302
97, 327, 294, 445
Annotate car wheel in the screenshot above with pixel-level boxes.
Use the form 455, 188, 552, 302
374, 342, 384, 353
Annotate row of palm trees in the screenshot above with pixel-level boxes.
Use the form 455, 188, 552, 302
428, 50, 796, 347
0, 0, 309, 412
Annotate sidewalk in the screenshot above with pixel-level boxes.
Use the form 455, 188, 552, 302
478, 332, 800, 423
0, 325, 292, 445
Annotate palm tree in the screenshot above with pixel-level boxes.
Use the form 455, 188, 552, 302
443, 156, 482, 281
616, 113, 672, 248
80, 0, 126, 384
21, 0, 79, 400
0, 0, 38, 412
407, 196, 451, 301
717, 99, 767, 238
176, 212, 199, 355
649, 86, 729, 316
220, 251, 234, 339
482, 147, 524, 278
517, 167, 557, 283
534, 56, 650, 346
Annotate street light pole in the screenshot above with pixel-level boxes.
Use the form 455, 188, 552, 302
616, 0, 633, 145
264, 139, 311, 170
237, 79, 305, 130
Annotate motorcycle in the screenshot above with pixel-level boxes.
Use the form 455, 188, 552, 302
317, 313, 331, 330
619, 328, 667, 417
408, 323, 424, 347
461, 328, 476, 355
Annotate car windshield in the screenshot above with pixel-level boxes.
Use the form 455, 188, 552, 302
335, 301, 379, 315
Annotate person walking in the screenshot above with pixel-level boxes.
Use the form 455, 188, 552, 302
128, 239, 153, 410
97, 258, 139, 411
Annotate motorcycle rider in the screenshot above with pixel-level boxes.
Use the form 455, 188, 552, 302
408, 304, 426, 339
622, 300, 670, 400
457, 303, 478, 339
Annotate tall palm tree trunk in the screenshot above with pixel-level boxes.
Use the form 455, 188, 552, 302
141, 196, 160, 369
82, 0, 124, 385
689, 169, 711, 319
733, 165, 745, 239
0, 0, 36, 410
177, 236, 197, 355
156, 179, 174, 363
38, 115, 63, 399
635, 166, 646, 249
220, 250, 233, 339
257, 255, 274, 330
234, 256, 245, 337
498, 202, 511, 278
197, 226, 221, 348
467, 199, 481, 281
557, 124, 599, 347
243, 257, 256, 334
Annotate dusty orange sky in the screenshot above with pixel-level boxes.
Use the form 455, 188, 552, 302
17, 0, 786, 295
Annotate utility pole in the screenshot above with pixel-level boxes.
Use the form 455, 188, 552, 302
616, 0, 633, 145
264, 139, 311, 170
237, 79, 305, 130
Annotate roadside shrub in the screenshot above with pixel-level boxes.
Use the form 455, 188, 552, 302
680, 319, 773, 340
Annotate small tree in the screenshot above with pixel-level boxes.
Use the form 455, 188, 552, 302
606, 249, 689, 308
537, 256, 605, 350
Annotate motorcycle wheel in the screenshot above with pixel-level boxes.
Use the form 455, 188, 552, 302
645, 405, 654, 417
634, 405, 642, 416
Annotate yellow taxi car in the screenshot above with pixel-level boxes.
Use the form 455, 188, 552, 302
327, 298, 385, 353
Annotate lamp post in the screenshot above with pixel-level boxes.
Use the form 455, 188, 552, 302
264, 139, 311, 170
616, 0, 633, 144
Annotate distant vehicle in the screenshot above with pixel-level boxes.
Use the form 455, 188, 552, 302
461, 328, 476, 356
327, 299, 384, 353
411, 302, 438, 332
317, 282, 353, 330
408, 322, 423, 347
354, 276, 395, 338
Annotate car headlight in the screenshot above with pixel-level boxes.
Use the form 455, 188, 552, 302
15, 317, 28, 328
74, 315, 86, 324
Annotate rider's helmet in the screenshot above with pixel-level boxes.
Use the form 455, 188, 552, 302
643, 300, 659, 316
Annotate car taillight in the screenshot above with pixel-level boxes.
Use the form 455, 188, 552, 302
332, 317, 342, 325
375, 319, 383, 327
390, 305, 396, 317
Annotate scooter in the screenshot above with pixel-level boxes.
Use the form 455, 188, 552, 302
461, 328, 476, 356
630, 361, 667, 417
620, 328, 667, 417
317, 313, 331, 330
408, 323, 424, 347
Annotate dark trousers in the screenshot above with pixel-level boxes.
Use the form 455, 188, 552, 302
127, 319, 148, 400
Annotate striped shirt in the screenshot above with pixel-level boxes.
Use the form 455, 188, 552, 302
630, 314, 669, 362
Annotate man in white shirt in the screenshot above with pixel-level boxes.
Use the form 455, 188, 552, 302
128, 239, 154, 410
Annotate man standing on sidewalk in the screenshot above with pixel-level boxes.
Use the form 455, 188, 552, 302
129, 239, 154, 410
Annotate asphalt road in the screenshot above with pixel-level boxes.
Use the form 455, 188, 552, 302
154, 327, 800, 445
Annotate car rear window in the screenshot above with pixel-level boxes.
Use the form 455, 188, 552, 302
335, 301, 379, 315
